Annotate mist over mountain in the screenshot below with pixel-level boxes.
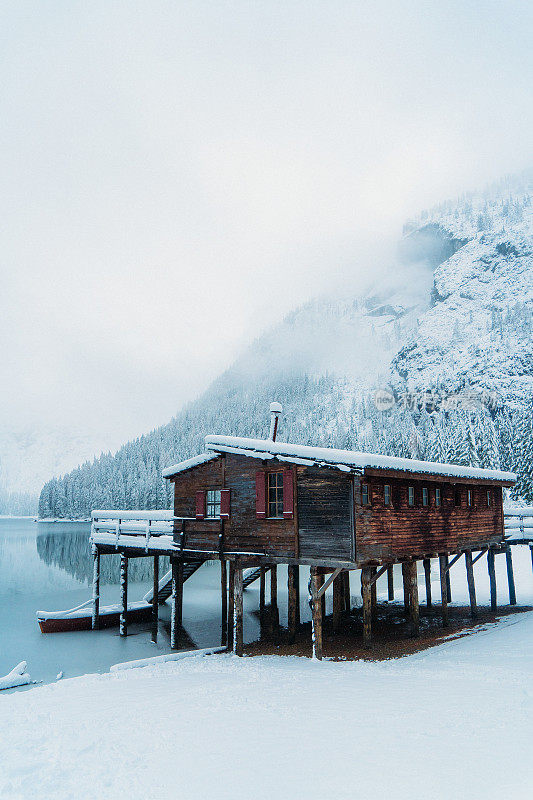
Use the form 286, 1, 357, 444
31, 174, 533, 517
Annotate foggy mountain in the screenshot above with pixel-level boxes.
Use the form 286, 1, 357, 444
17, 174, 533, 516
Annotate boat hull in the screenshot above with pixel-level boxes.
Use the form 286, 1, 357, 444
37, 604, 152, 633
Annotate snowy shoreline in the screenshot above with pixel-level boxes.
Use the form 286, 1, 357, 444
2, 611, 532, 800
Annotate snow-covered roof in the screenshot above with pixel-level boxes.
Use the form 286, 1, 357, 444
162, 452, 219, 478
204, 435, 516, 483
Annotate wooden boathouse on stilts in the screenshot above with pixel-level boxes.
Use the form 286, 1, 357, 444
89, 403, 518, 660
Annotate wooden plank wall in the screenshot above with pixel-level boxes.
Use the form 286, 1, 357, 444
297, 466, 354, 560
171, 454, 296, 557
355, 475, 503, 562
224, 454, 295, 557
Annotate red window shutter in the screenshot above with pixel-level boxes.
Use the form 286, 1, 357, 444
255, 472, 266, 518
283, 469, 294, 519
195, 490, 206, 519
220, 488, 231, 519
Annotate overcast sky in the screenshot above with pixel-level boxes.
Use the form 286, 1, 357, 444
1, 1, 532, 450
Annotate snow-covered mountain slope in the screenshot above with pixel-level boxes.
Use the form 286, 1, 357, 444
37, 173, 533, 516
393, 184, 533, 409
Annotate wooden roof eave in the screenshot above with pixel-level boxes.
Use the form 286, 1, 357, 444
362, 466, 515, 487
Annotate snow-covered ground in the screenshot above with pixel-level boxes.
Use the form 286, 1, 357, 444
1, 546, 532, 800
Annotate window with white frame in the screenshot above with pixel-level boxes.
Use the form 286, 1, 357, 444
384, 484, 391, 506
206, 489, 221, 518
267, 472, 284, 519
408, 486, 415, 507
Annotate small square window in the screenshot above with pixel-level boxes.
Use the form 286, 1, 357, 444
384, 484, 391, 506
422, 487, 428, 507
435, 487, 441, 507
408, 486, 415, 507
206, 490, 221, 518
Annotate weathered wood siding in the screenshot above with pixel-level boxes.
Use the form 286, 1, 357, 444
355, 475, 504, 562
297, 466, 354, 560
223, 454, 296, 557
171, 453, 296, 557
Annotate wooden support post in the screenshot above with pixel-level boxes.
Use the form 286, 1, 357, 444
487, 547, 497, 612
259, 566, 266, 631
445, 554, 452, 603
439, 554, 448, 628
309, 567, 323, 660
408, 561, 420, 637
332, 572, 343, 633
170, 559, 183, 649
505, 546, 517, 606
402, 562, 410, 616
220, 559, 227, 647
91, 546, 100, 631
343, 569, 351, 613
361, 566, 372, 648
227, 561, 235, 651
387, 565, 394, 601
370, 566, 377, 623
270, 565, 279, 636
119, 553, 128, 637
464, 550, 477, 619
294, 566, 301, 627
233, 566, 244, 657
287, 565, 298, 643
151, 555, 159, 643
423, 558, 432, 608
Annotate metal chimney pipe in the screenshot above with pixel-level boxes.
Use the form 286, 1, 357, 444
269, 402, 282, 441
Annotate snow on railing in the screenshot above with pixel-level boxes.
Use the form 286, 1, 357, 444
91, 510, 177, 552
504, 507, 533, 541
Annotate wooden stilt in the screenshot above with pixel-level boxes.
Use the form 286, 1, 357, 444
487, 547, 497, 612
361, 566, 372, 648
170, 558, 183, 649
332, 572, 342, 633
408, 561, 420, 637
151, 555, 159, 643
119, 553, 128, 637
445, 554, 452, 603
464, 550, 477, 619
402, 562, 410, 616
387, 565, 394, 601
370, 566, 377, 623
294, 566, 301, 627
505, 546, 517, 605
287, 565, 298, 643
439, 554, 448, 628
91, 546, 100, 631
259, 566, 266, 632
220, 559, 227, 646
227, 561, 235, 651
270, 565, 279, 637
423, 558, 432, 608
233, 566, 244, 657
309, 567, 323, 660
343, 569, 351, 613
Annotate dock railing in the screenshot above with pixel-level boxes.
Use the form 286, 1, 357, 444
91, 509, 177, 551
504, 507, 533, 543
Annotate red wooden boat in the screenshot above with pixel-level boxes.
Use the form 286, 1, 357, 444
37, 600, 152, 633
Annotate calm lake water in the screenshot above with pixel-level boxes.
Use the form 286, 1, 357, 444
1, 517, 291, 691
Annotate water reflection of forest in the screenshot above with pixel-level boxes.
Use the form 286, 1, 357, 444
36, 531, 170, 585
